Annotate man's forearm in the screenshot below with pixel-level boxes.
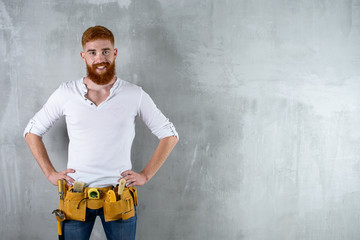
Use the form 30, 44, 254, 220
25, 133, 75, 186
25, 133, 56, 178
140, 135, 178, 182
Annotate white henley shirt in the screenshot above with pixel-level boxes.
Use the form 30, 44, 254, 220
24, 78, 178, 187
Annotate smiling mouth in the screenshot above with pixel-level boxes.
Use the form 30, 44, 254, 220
93, 62, 110, 72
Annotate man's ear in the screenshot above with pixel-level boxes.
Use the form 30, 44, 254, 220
80, 51, 86, 62
114, 48, 118, 58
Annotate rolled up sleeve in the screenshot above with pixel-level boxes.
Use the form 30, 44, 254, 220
23, 86, 65, 138
138, 89, 179, 140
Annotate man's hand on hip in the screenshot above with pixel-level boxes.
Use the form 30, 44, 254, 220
48, 169, 76, 187
120, 170, 148, 187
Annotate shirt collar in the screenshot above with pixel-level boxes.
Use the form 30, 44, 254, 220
80, 77, 120, 97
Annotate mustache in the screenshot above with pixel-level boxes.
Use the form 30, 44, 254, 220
92, 62, 110, 68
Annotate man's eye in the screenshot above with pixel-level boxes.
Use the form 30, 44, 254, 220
103, 50, 110, 55
89, 52, 96, 56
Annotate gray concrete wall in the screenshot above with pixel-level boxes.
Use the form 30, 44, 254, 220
1, 0, 360, 239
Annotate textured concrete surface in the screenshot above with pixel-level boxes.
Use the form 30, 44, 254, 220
1, 0, 360, 239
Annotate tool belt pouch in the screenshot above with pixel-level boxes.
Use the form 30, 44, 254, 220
103, 187, 138, 222
59, 191, 87, 221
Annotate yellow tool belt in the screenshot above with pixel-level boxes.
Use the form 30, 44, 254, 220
58, 185, 138, 222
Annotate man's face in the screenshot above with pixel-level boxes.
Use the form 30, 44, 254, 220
80, 39, 118, 85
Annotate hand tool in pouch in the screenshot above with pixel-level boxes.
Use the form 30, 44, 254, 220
108, 189, 117, 202
118, 178, 126, 200
52, 209, 66, 240
73, 181, 85, 193
58, 179, 65, 200
54, 180, 66, 240
88, 188, 101, 199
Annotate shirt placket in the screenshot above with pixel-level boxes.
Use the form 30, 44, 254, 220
81, 83, 97, 108
81, 78, 119, 108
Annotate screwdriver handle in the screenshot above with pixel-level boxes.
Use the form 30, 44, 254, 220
58, 180, 65, 200
118, 178, 126, 198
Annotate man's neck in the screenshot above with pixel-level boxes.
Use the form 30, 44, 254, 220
83, 76, 117, 92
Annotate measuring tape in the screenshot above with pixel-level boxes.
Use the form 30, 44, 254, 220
88, 188, 101, 199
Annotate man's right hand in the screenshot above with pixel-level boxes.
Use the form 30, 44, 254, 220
47, 169, 76, 187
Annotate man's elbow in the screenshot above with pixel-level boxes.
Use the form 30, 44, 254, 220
24, 132, 42, 143
162, 135, 178, 146
172, 135, 179, 145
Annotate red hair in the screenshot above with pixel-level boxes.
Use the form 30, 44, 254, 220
82, 26, 114, 48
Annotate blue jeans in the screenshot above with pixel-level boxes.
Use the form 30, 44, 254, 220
62, 208, 137, 240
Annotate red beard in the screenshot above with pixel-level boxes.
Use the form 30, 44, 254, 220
86, 61, 116, 85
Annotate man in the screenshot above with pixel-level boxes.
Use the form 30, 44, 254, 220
24, 26, 178, 240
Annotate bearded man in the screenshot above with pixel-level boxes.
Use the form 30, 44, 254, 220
24, 26, 178, 240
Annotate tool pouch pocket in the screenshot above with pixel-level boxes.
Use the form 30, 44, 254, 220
63, 191, 87, 221
103, 187, 138, 222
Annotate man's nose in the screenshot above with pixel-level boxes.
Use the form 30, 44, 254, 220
94, 53, 105, 63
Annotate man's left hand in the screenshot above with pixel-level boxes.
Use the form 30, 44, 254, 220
120, 170, 148, 187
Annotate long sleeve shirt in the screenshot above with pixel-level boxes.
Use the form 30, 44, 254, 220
24, 78, 178, 187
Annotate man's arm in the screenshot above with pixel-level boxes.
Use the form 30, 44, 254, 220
25, 133, 75, 186
121, 135, 178, 187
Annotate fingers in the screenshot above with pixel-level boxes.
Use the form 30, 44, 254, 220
53, 169, 75, 186
64, 175, 75, 185
120, 170, 134, 186
124, 175, 135, 186
65, 181, 73, 187
119, 170, 146, 187
62, 169, 76, 174
121, 170, 132, 177
60, 169, 75, 183
121, 170, 133, 186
